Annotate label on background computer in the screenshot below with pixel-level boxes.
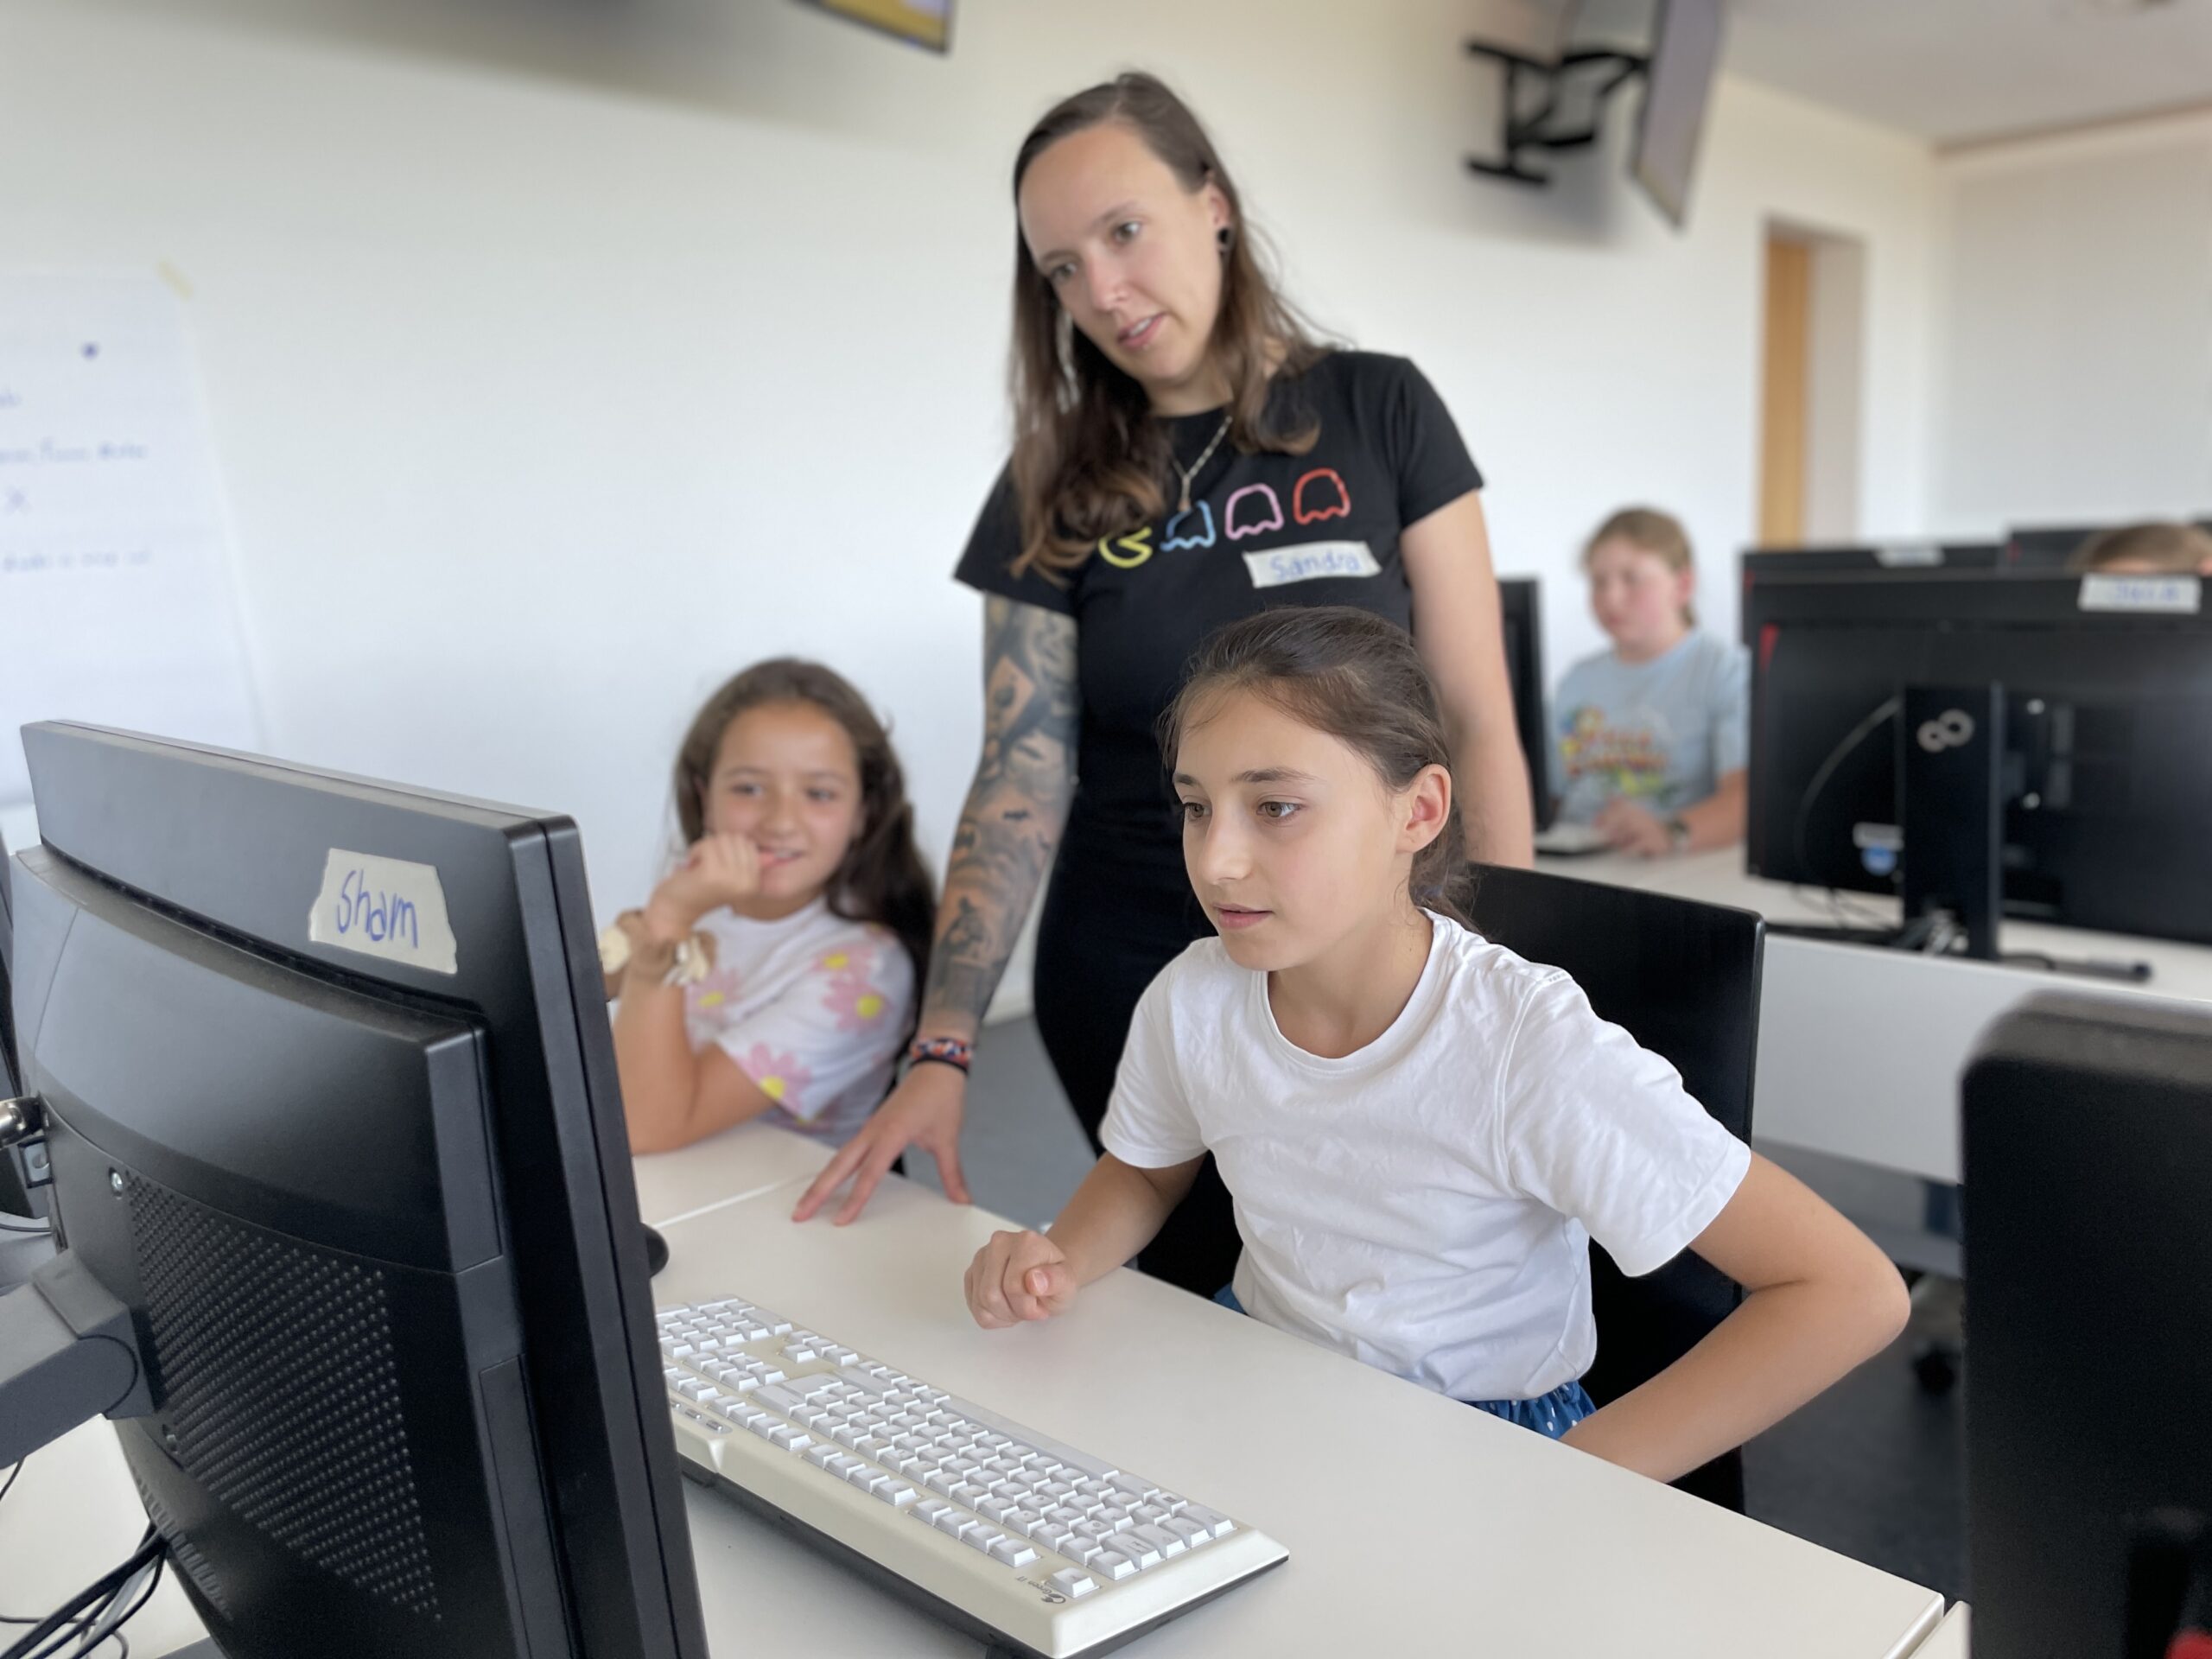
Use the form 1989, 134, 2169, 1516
2077, 574, 2202, 614
308, 849, 460, 975
1875, 542, 1944, 568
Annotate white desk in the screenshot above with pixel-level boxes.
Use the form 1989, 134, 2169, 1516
1916, 1602, 1970, 1658
1535, 850, 2212, 1185
6, 1123, 1947, 1657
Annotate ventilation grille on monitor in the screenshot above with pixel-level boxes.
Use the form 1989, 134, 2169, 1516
127, 1174, 442, 1618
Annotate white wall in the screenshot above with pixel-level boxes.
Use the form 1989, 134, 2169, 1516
0, 0, 1942, 1000
1930, 111, 2212, 537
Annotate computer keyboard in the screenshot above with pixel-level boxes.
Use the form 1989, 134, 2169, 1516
657, 1295, 1287, 1658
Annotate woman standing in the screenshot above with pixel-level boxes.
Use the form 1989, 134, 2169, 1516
794, 73, 1533, 1294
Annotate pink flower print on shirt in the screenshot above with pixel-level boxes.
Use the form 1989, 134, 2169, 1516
741, 1046, 814, 1116
814, 940, 876, 977
824, 969, 893, 1034
685, 963, 745, 1014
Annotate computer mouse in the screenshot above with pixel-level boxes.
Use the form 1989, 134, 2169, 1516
642, 1224, 670, 1277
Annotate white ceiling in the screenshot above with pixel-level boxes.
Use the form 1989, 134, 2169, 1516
1719, 0, 2212, 147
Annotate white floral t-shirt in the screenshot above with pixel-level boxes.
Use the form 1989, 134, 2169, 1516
677, 899, 914, 1146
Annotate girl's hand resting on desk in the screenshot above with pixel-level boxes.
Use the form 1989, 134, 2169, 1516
965, 1229, 1077, 1328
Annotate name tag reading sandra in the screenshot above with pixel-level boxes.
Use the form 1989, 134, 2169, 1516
1243, 541, 1382, 588
308, 849, 460, 975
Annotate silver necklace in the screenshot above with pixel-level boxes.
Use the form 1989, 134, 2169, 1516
1173, 413, 1233, 513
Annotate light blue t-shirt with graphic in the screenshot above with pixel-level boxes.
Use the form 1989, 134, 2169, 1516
1549, 632, 1750, 824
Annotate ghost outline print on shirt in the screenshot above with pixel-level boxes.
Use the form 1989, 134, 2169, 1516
1224, 483, 1286, 541
1292, 467, 1351, 525
1161, 500, 1217, 550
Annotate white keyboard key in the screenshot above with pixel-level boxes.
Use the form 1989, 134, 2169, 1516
876, 1483, 919, 1509
766, 1425, 811, 1452
786, 1345, 819, 1364
1162, 1516, 1212, 1550
1094, 1552, 1137, 1581
1116, 1536, 1162, 1570
932, 1510, 979, 1541
754, 1384, 803, 1414
989, 1538, 1039, 1568
912, 1498, 952, 1523
803, 1443, 842, 1470
1050, 1569, 1098, 1599
1179, 1504, 1236, 1540
960, 1527, 1006, 1554
942, 1395, 1116, 1480
1131, 1523, 1185, 1559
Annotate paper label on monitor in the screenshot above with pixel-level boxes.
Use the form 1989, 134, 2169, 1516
1874, 542, 1944, 568
1243, 542, 1381, 588
308, 849, 459, 975
2077, 574, 2202, 614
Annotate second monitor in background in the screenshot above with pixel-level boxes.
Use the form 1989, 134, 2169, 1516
1740, 563, 2212, 959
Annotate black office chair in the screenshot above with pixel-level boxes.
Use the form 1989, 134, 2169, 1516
1470, 862, 1765, 1512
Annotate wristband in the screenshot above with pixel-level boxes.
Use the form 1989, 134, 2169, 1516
906, 1036, 973, 1075
599, 921, 714, 988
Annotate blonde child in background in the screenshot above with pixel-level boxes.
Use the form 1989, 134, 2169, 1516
1552, 507, 1749, 857
2067, 520, 2212, 576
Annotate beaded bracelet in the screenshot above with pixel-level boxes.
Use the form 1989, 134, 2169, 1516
906, 1035, 974, 1075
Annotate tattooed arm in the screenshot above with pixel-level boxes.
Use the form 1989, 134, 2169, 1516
791, 596, 1079, 1224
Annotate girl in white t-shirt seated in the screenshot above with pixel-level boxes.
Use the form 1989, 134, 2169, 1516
607, 659, 931, 1155
962, 607, 1907, 1480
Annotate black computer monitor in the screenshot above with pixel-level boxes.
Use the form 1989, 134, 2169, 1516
2, 722, 709, 1659
2002, 524, 2105, 570
1498, 577, 1555, 831
1740, 565, 2212, 951
2005, 519, 2212, 572
1963, 993, 2212, 1659
1742, 543, 2005, 577
0, 824, 39, 1222
1, 823, 16, 1095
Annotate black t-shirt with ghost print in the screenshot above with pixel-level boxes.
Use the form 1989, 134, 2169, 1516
953, 350, 1484, 879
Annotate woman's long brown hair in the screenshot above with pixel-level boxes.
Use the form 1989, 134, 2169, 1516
1007, 73, 1332, 581
672, 659, 936, 1012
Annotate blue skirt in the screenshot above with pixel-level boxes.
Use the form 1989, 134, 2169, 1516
1211, 1283, 1596, 1440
